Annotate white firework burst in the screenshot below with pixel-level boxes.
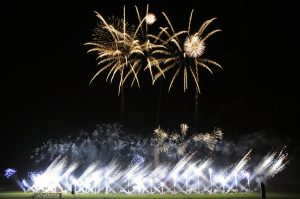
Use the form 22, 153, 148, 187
145, 13, 156, 25
184, 35, 205, 58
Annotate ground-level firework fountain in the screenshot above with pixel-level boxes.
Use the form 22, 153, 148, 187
18, 148, 287, 195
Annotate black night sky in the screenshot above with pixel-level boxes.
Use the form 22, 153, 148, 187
0, 0, 299, 188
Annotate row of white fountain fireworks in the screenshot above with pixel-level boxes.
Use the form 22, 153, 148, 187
20, 148, 288, 194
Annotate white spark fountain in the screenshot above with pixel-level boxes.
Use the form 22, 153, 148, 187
22, 148, 288, 195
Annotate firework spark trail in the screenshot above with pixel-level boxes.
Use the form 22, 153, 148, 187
254, 147, 289, 179
133, 5, 167, 82
221, 150, 251, 193
254, 153, 275, 176
169, 155, 192, 180
29, 156, 67, 192
267, 150, 288, 177
21, 147, 288, 194
230, 149, 252, 178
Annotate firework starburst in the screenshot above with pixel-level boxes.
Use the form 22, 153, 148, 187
86, 5, 167, 94
184, 35, 205, 58
85, 7, 144, 94
153, 10, 222, 93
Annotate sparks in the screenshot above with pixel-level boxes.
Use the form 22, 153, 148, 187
184, 35, 205, 58
4, 168, 17, 179
153, 10, 222, 93
154, 124, 223, 154
145, 13, 156, 25
20, 148, 288, 194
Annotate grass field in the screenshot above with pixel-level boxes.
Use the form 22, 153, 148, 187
0, 192, 299, 199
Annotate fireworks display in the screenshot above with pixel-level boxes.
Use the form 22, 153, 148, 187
3, 124, 289, 195
20, 148, 288, 194
86, 5, 221, 94
2, 5, 290, 195
13, 125, 281, 195
0, 1, 295, 197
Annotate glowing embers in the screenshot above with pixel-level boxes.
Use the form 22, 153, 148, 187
21, 148, 288, 194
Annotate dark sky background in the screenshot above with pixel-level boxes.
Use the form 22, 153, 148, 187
0, 0, 299, 186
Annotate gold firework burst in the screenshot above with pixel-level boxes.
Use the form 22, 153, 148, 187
154, 126, 168, 141
86, 5, 166, 94
85, 6, 144, 95
192, 128, 223, 150
153, 10, 222, 93
154, 124, 223, 155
